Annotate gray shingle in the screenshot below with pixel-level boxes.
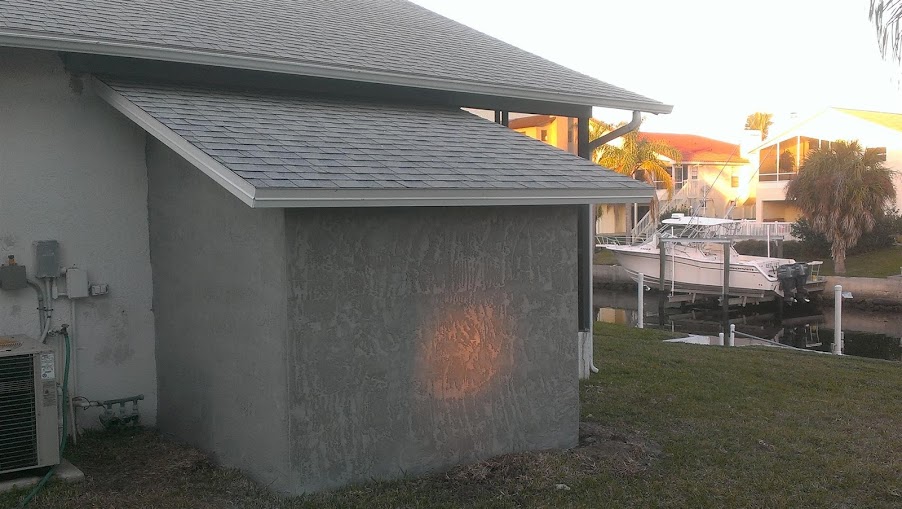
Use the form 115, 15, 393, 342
0, 0, 668, 111
104, 79, 653, 193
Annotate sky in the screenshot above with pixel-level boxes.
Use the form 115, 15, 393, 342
410, 0, 902, 141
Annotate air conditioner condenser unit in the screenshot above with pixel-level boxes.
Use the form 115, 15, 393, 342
0, 335, 60, 475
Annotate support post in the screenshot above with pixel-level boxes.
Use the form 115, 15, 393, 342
577, 116, 593, 378
722, 243, 731, 336
637, 272, 644, 329
501, 111, 510, 127
717, 333, 725, 346
729, 323, 736, 347
494, 110, 502, 124
833, 285, 843, 355
658, 238, 666, 326
766, 229, 771, 257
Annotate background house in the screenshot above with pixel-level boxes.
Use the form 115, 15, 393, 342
508, 114, 579, 155
645, 132, 755, 221
0, 0, 670, 494
750, 107, 902, 222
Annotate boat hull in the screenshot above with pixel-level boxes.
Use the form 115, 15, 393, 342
606, 247, 780, 298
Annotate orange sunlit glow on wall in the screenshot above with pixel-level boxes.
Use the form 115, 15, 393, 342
415, 303, 512, 401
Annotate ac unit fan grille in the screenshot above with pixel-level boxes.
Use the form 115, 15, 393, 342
0, 354, 37, 472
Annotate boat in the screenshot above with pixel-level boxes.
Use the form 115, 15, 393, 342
598, 215, 825, 301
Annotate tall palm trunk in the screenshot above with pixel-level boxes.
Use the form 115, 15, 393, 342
833, 249, 847, 275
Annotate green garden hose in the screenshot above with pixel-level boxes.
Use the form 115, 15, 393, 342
16, 326, 70, 509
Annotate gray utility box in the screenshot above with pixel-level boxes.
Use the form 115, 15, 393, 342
0, 335, 60, 475
0, 264, 27, 290
35, 240, 60, 279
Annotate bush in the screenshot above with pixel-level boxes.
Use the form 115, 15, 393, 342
791, 210, 900, 257
790, 219, 830, 257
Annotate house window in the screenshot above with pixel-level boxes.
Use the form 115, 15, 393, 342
687, 164, 699, 180
540, 129, 549, 141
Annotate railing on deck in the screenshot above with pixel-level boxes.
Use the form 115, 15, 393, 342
759, 172, 797, 182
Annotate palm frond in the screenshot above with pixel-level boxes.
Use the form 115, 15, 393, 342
871, 0, 902, 62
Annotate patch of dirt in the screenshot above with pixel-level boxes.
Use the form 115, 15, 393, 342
575, 422, 663, 475
431, 421, 662, 504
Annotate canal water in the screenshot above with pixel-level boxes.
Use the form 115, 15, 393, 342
595, 289, 902, 362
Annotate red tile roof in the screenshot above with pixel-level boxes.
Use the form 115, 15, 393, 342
509, 115, 555, 129
640, 132, 747, 163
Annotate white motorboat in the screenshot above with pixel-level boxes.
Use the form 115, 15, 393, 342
599, 215, 824, 300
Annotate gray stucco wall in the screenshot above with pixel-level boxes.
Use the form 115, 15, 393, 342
285, 206, 579, 492
0, 48, 158, 422
145, 139, 291, 488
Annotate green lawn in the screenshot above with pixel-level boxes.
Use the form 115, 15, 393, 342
3, 323, 900, 508
816, 245, 902, 277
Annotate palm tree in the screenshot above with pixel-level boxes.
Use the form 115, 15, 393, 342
745, 112, 774, 140
590, 119, 681, 195
590, 119, 682, 230
870, 1, 902, 62
786, 140, 896, 274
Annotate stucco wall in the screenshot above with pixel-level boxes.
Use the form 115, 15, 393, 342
0, 48, 158, 422
284, 206, 579, 492
146, 139, 291, 488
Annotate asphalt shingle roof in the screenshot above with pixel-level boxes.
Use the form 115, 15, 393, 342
103, 79, 652, 193
0, 0, 670, 112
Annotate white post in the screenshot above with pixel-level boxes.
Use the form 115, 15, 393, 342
637, 272, 644, 329
766, 228, 771, 257
717, 333, 725, 346
833, 285, 843, 355
729, 324, 736, 347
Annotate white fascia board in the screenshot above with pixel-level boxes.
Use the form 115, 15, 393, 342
252, 188, 656, 208
91, 77, 257, 206
749, 110, 827, 152
0, 32, 673, 114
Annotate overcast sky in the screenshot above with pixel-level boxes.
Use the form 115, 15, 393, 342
410, 0, 902, 141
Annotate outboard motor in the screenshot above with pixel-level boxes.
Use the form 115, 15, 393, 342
777, 263, 797, 302
777, 263, 810, 303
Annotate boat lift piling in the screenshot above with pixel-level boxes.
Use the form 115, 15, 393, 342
658, 238, 666, 326
722, 244, 730, 338
656, 236, 735, 338
833, 284, 844, 355
637, 272, 645, 329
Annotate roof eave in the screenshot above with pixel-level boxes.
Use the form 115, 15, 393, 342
0, 31, 674, 114
251, 187, 656, 208
92, 76, 655, 209
91, 77, 257, 207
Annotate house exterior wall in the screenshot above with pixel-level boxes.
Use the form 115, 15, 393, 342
146, 139, 291, 488
0, 48, 158, 422
597, 203, 628, 233
751, 110, 902, 218
656, 162, 756, 220
284, 205, 579, 493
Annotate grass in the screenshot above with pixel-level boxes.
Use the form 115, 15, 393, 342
2, 322, 900, 508
817, 245, 902, 278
